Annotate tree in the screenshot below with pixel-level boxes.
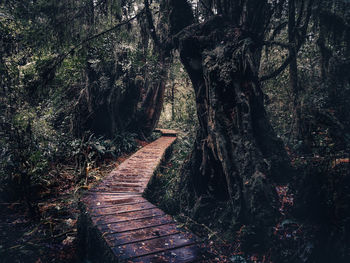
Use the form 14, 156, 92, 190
0, 0, 147, 202
288, 0, 302, 140
130, 0, 173, 137
165, 0, 295, 246
316, 0, 350, 137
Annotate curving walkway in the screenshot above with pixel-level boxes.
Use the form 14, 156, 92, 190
79, 130, 204, 262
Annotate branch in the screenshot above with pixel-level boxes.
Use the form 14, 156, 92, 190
260, 55, 293, 82
263, 40, 292, 49
298, 0, 313, 42
264, 0, 287, 36
199, 0, 214, 16
260, 0, 314, 82
268, 22, 288, 41
51, 10, 144, 71
296, 0, 306, 28
144, 0, 161, 48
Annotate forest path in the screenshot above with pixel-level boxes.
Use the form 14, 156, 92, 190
80, 129, 204, 262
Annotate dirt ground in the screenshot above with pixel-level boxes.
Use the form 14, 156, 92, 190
0, 155, 131, 263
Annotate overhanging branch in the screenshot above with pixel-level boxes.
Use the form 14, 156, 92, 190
260, 0, 314, 82
52, 10, 144, 70
260, 55, 293, 82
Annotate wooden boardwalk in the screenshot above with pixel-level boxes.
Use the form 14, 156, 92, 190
79, 130, 204, 262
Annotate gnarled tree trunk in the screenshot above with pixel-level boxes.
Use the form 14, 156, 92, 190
172, 13, 294, 243
131, 1, 172, 138
133, 54, 170, 137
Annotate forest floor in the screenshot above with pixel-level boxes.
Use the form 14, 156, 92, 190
145, 134, 335, 263
1, 134, 348, 262
0, 141, 149, 263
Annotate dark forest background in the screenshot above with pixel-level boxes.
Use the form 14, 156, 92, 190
1, 0, 350, 262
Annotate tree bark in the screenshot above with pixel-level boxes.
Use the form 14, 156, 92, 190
172, 14, 294, 243
131, 0, 172, 137
171, 82, 175, 121
288, 0, 303, 140
135, 56, 170, 137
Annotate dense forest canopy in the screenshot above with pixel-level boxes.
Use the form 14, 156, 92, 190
1, 0, 350, 262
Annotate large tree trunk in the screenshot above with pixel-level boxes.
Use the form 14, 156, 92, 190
288, 0, 302, 139
288, 0, 305, 143
133, 54, 170, 137
174, 16, 294, 242
75, 49, 141, 137
131, 0, 172, 138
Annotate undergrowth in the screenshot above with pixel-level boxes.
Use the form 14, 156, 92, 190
144, 128, 195, 215
143, 75, 198, 215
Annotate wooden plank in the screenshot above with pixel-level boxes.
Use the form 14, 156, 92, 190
112, 233, 197, 260
131, 244, 202, 263
103, 179, 149, 184
108, 175, 149, 180
84, 196, 146, 207
109, 172, 141, 177
105, 183, 149, 188
98, 214, 174, 234
106, 223, 181, 246
92, 208, 165, 225
83, 192, 142, 197
83, 195, 143, 203
154, 128, 178, 137
79, 134, 207, 262
105, 183, 149, 189
92, 186, 144, 192
89, 202, 156, 217
87, 187, 143, 193
87, 200, 149, 210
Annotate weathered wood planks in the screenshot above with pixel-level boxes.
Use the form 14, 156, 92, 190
78, 130, 205, 262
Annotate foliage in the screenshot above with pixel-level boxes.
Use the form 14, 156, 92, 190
0, 116, 48, 203
144, 57, 198, 214
259, 2, 350, 260
71, 131, 137, 183
1, 0, 350, 261
0, 0, 146, 201
156, 62, 198, 203
144, 128, 196, 214
159, 58, 197, 131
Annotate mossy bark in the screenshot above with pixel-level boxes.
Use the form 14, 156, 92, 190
171, 15, 294, 247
